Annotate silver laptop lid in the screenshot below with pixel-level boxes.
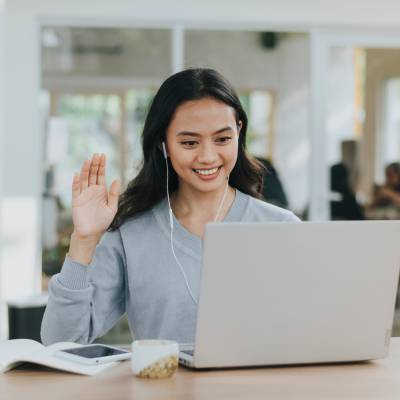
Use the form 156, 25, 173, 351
192, 221, 400, 368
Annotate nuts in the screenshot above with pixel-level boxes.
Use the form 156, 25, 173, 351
137, 354, 179, 379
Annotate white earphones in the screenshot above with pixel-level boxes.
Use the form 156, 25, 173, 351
161, 141, 229, 306
162, 141, 168, 159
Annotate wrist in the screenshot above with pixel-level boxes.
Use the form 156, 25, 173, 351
71, 230, 104, 243
69, 231, 103, 265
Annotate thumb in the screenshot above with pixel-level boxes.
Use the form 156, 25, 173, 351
108, 179, 121, 212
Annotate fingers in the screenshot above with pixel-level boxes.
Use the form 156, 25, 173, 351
88, 153, 101, 186
108, 180, 121, 211
97, 153, 106, 186
72, 172, 81, 198
79, 153, 106, 193
80, 159, 90, 192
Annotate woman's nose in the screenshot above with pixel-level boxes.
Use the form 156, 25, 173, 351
197, 143, 218, 164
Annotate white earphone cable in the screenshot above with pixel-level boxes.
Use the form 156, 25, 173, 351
163, 142, 229, 306
165, 156, 199, 305
214, 176, 229, 222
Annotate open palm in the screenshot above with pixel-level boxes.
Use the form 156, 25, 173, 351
72, 153, 121, 238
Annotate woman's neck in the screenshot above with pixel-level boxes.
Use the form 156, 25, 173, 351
171, 184, 236, 224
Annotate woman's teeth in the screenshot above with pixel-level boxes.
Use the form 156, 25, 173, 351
194, 167, 219, 176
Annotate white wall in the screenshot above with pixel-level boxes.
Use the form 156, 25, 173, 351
327, 47, 355, 165
0, 0, 5, 339
274, 35, 310, 212
8, 0, 400, 29
2, 1, 44, 339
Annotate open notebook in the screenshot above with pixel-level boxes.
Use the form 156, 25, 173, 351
0, 339, 119, 376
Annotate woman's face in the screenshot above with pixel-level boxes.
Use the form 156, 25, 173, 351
165, 97, 241, 194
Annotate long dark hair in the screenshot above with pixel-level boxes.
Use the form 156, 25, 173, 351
109, 68, 263, 231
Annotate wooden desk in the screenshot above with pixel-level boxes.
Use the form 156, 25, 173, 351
3, 338, 400, 400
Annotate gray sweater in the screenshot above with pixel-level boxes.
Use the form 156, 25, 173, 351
41, 190, 300, 346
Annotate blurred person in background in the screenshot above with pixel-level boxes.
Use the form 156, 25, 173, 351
372, 162, 400, 209
330, 162, 364, 220
256, 157, 288, 209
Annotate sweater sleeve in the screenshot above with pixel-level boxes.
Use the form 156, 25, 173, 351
40, 229, 127, 345
284, 211, 302, 222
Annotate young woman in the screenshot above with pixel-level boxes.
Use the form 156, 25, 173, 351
41, 68, 300, 346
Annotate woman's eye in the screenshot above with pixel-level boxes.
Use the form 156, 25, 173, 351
181, 140, 198, 147
216, 136, 232, 144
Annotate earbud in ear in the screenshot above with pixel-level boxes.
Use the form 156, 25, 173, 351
162, 142, 168, 159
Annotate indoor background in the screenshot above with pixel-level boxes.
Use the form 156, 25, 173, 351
1, 0, 400, 344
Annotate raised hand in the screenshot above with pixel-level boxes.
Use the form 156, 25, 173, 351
71, 153, 121, 239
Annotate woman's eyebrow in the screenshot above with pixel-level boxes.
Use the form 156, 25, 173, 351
176, 126, 234, 137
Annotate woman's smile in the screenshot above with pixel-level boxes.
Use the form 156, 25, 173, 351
192, 166, 222, 179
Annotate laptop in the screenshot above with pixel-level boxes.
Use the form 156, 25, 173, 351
179, 221, 400, 369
